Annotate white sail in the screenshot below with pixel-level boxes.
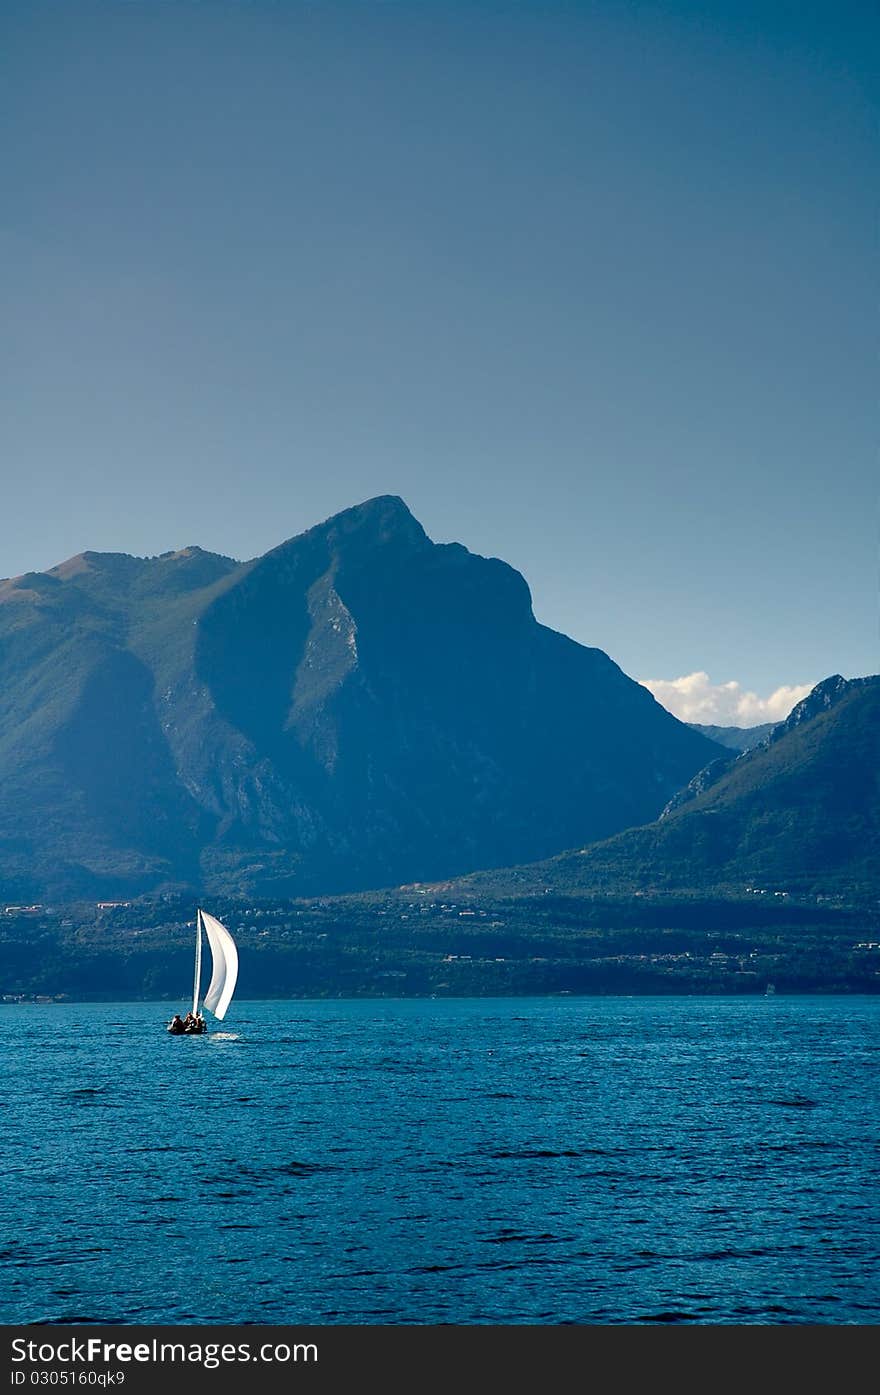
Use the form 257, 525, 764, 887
200, 910, 239, 1021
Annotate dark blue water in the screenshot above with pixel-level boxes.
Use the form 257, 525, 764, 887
2, 997, 878, 1325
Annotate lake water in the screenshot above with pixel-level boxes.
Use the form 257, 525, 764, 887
2, 997, 878, 1325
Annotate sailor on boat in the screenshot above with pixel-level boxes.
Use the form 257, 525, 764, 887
167, 1010, 207, 1034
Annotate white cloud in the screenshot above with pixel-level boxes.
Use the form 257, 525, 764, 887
639, 671, 814, 727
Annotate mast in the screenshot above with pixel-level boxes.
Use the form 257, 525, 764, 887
192, 909, 203, 1016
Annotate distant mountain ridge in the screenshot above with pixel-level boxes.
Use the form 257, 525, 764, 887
0, 496, 721, 901
687, 722, 774, 752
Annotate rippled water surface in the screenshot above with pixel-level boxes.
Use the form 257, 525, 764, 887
2, 997, 878, 1324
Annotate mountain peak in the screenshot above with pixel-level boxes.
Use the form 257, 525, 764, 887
352, 493, 414, 519
265, 494, 429, 567
777, 674, 860, 735
316, 494, 426, 544
48, 551, 142, 580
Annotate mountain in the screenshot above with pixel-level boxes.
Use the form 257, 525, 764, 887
0, 496, 722, 901
688, 722, 774, 752
452, 675, 880, 900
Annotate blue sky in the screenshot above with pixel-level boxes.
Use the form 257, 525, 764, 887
2, 1, 877, 717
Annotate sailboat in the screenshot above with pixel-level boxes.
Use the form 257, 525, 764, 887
167, 909, 238, 1034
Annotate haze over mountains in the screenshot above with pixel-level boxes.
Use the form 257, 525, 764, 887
0, 496, 721, 901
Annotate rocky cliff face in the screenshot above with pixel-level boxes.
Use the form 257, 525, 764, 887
769, 674, 867, 736
0, 496, 721, 899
